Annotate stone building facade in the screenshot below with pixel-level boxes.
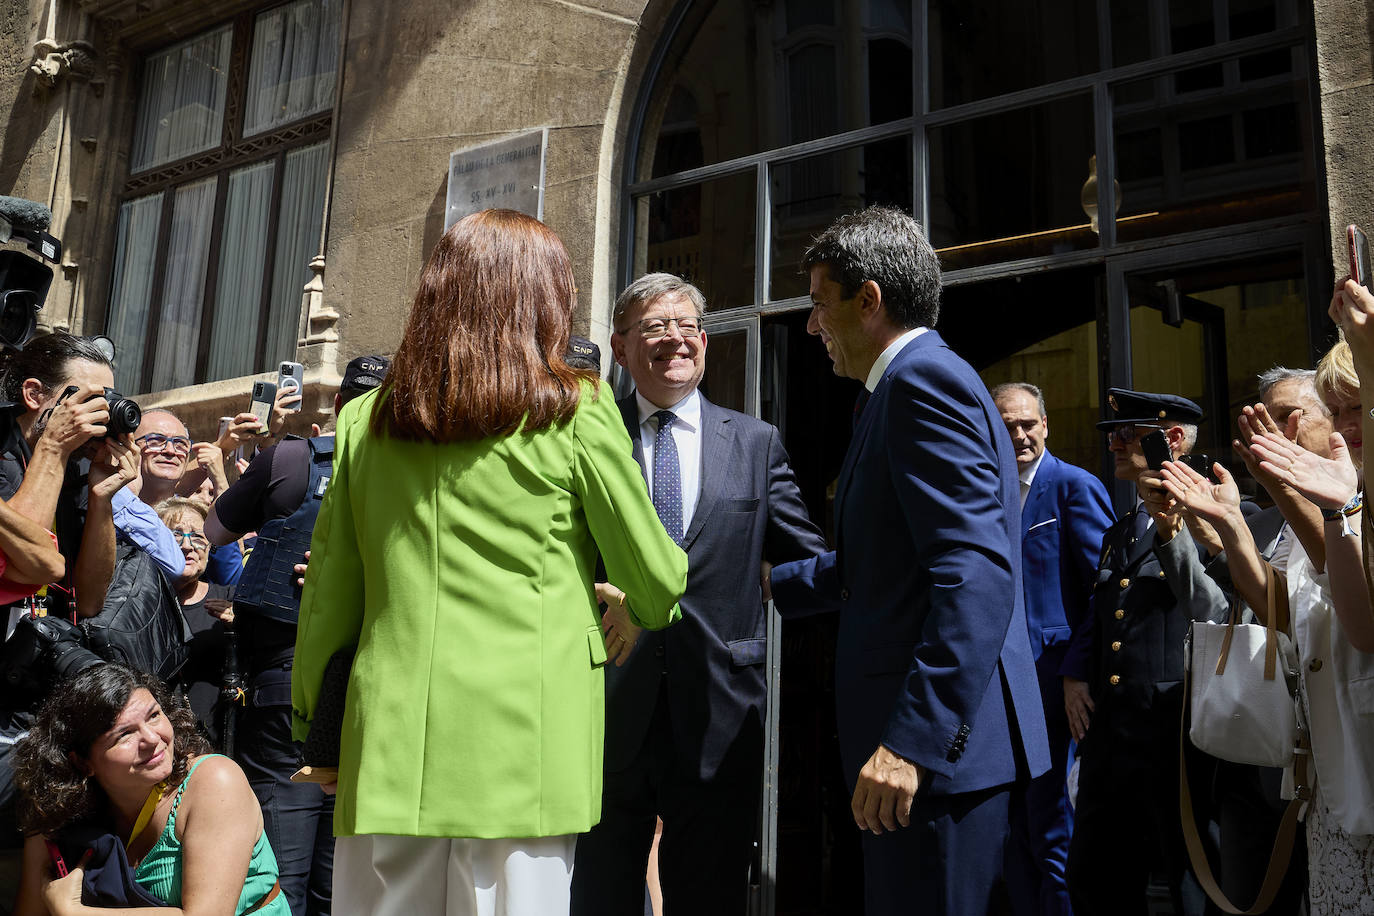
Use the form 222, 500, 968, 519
3, 0, 1373, 911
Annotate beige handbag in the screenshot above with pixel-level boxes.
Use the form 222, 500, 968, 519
1179, 563, 1311, 915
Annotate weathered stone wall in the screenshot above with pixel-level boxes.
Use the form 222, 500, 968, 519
318, 0, 650, 377
1315, 0, 1374, 280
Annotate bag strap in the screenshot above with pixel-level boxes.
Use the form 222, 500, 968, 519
1179, 618, 1311, 914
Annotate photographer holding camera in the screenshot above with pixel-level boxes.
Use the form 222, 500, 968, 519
0, 334, 144, 630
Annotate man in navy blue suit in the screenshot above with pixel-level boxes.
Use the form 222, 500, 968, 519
571, 273, 826, 916
771, 207, 1050, 916
991, 382, 1114, 916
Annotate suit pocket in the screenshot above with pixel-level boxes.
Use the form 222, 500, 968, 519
1348, 675, 1374, 716
1041, 625, 1073, 648
863, 643, 915, 676
728, 637, 767, 667
587, 626, 607, 668
1026, 518, 1060, 536
723, 497, 760, 512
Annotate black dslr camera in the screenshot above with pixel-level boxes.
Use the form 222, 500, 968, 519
59, 384, 142, 437
0, 614, 102, 702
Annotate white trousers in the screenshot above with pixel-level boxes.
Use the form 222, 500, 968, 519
331, 834, 576, 916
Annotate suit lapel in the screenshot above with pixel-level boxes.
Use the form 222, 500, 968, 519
1021, 453, 1058, 535
682, 397, 728, 551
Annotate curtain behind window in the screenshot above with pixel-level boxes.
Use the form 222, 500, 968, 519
131, 26, 232, 173
150, 178, 217, 391
244, 0, 340, 136
264, 142, 329, 368
107, 194, 164, 392
208, 161, 276, 380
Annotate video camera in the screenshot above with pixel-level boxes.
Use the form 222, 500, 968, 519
0, 195, 62, 352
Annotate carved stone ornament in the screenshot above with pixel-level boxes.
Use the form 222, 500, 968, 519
30, 38, 99, 86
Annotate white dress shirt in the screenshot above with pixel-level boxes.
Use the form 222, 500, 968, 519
634, 388, 702, 533
864, 326, 929, 392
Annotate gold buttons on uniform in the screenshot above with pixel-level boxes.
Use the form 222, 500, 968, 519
1158, 571, 1166, 579
1109, 674, 1121, 685
1119, 578, 1130, 588
1309, 659, 1323, 672
1114, 609, 1125, 620
1111, 641, 1122, 652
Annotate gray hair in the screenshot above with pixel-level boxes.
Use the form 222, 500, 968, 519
613, 273, 706, 329
1177, 423, 1198, 455
801, 206, 942, 330
1257, 366, 1316, 399
989, 382, 1046, 417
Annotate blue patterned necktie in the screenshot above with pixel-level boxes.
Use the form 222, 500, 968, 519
652, 410, 684, 544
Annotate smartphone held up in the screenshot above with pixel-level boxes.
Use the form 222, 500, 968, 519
1349, 225, 1371, 290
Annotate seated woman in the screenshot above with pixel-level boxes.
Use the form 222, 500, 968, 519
155, 497, 235, 747
10, 663, 288, 915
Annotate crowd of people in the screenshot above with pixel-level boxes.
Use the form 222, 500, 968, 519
0, 203, 1372, 916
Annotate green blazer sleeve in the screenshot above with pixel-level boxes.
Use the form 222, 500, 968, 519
572, 386, 686, 630
291, 396, 366, 742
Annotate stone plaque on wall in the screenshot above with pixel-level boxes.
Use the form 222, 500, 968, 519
444, 129, 548, 231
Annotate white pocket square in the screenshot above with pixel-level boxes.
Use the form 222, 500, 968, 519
1028, 518, 1058, 531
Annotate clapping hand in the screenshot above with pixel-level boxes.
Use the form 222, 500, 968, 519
1244, 429, 1358, 511
1233, 402, 1296, 495
1159, 458, 1241, 526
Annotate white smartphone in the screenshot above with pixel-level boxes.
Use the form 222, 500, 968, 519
277, 361, 304, 412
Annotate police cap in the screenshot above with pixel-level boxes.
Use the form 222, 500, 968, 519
1095, 387, 1203, 430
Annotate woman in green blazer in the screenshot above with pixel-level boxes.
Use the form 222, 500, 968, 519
291, 209, 687, 916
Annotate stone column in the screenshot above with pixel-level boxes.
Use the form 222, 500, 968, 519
1314, 0, 1374, 272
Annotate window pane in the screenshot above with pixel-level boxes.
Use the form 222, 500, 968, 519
244, 0, 341, 136
264, 142, 330, 370
1107, 0, 1299, 68
131, 26, 232, 172
209, 161, 276, 381
928, 94, 1096, 270
1111, 46, 1314, 243
637, 0, 912, 179
107, 194, 164, 392
929, 0, 1099, 108
151, 178, 218, 392
633, 171, 756, 311
769, 136, 913, 300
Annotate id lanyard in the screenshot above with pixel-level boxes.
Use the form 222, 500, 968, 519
127, 782, 168, 849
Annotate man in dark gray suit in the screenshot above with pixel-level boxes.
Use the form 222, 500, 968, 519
571, 274, 826, 916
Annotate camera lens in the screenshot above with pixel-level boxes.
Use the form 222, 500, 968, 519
102, 388, 143, 437
0, 290, 37, 349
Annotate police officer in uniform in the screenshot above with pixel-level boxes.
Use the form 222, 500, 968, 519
205, 355, 389, 916
1060, 389, 1230, 916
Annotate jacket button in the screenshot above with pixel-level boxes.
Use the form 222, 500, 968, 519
840, 588, 850, 601
1158, 570, 1166, 578
1109, 674, 1121, 685
655, 646, 666, 658
1309, 658, 1322, 672
1111, 641, 1122, 652
1114, 609, 1125, 620
1119, 578, 1130, 588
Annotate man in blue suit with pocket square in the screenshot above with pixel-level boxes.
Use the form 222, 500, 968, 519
770, 207, 1051, 916
991, 382, 1114, 916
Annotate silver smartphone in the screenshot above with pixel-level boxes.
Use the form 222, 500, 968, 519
277, 361, 304, 412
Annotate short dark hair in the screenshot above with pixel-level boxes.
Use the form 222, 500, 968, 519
13, 664, 209, 836
801, 206, 942, 330
0, 332, 113, 405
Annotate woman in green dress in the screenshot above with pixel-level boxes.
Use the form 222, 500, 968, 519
291, 208, 687, 915
11, 663, 289, 915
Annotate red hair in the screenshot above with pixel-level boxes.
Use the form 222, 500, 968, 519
374, 209, 595, 442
